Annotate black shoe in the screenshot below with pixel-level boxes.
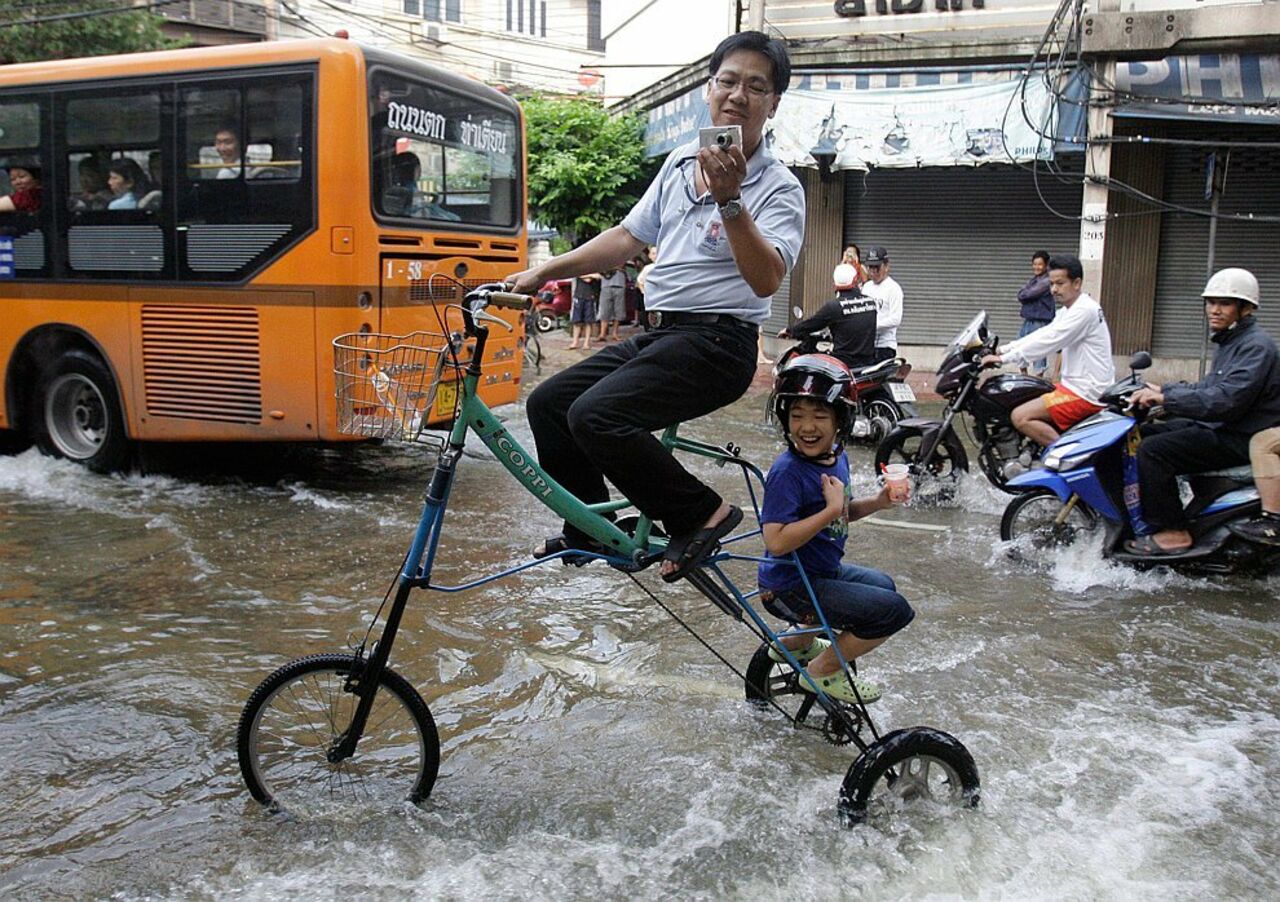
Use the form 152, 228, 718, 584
1227, 513, 1280, 547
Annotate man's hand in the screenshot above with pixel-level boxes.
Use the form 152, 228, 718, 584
506, 267, 545, 295
1129, 383, 1165, 409
698, 144, 747, 205
980, 354, 1003, 368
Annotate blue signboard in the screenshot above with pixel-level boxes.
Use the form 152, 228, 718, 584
1114, 54, 1280, 123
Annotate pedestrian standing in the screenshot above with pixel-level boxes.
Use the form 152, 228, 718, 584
858, 245, 902, 362
568, 273, 600, 350
1016, 250, 1055, 376
598, 268, 627, 342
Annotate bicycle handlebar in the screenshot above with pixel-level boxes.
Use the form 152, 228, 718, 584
486, 291, 533, 310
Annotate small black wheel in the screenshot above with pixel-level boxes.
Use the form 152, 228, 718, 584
36, 349, 131, 472
873, 428, 969, 503
237, 653, 440, 815
839, 726, 980, 826
744, 641, 798, 704
1000, 489, 1100, 563
864, 397, 905, 444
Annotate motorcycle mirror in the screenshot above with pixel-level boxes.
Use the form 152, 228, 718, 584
1129, 351, 1152, 372
792, 305, 804, 320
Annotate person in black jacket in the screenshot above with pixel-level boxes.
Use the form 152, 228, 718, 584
778, 263, 878, 369
1126, 268, 1280, 555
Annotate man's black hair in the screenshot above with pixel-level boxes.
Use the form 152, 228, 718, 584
1048, 253, 1084, 281
709, 31, 792, 95
1033, 250, 1050, 265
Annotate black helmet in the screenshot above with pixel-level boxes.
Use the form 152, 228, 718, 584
770, 353, 855, 443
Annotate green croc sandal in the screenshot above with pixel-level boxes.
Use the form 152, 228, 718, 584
799, 670, 882, 705
768, 637, 830, 665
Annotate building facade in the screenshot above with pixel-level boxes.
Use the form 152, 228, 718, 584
274, 0, 606, 96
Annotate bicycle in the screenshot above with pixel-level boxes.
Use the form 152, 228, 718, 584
235, 282, 980, 826
521, 306, 544, 373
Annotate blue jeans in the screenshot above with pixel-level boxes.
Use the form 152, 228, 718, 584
1018, 318, 1052, 375
763, 563, 915, 640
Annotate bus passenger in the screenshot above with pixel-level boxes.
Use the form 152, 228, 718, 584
0, 163, 42, 213
212, 125, 242, 179
106, 159, 151, 210
506, 31, 805, 583
71, 158, 112, 211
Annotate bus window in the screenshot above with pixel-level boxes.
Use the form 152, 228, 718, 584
371, 73, 518, 230
0, 98, 47, 275
177, 76, 313, 279
63, 91, 164, 276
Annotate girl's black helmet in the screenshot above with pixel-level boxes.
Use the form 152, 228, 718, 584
770, 353, 856, 443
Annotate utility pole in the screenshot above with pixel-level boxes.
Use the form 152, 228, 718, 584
1078, 0, 1119, 300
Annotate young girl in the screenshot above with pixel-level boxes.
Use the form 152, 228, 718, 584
758, 354, 914, 703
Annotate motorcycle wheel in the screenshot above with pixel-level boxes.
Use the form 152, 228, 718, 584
1000, 489, 1100, 562
535, 311, 557, 333
873, 429, 968, 501
865, 397, 907, 443
978, 434, 1041, 494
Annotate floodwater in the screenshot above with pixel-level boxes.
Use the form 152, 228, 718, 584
2, 341, 1278, 900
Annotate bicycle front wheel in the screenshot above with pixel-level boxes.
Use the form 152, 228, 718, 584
237, 653, 440, 815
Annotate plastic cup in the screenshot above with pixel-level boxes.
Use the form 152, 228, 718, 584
882, 463, 910, 503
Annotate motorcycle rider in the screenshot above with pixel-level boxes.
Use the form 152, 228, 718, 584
778, 263, 877, 369
980, 254, 1114, 467
1126, 268, 1280, 556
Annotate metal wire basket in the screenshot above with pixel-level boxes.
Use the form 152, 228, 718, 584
333, 331, 458, 445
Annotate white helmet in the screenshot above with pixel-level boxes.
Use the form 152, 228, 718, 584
832, 263, 857, 290
1202, 268, 1260, 308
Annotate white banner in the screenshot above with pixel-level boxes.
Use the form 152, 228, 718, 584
767, 75, 1057, 170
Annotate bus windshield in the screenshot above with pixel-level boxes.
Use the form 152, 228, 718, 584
371, 71, 519, 230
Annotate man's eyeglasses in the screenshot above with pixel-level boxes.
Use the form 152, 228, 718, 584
710, 75, 773, 98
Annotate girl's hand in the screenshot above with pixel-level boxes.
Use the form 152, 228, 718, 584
821, 474, 846, 515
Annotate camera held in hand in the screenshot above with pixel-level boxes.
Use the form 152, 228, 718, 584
698, 124, 742, 151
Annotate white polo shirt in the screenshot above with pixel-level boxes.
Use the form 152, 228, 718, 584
999, 292, 1115, 402
621, 139, 805, 325
861, 275, 903, 349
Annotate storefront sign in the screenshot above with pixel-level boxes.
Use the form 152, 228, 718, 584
834, 0, 984, 16
1114, 54, 1280, 123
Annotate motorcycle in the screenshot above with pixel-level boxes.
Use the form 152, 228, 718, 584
1001, 352, 1277, 575
534, 279, 572, 333
775, 336, 917, 446
874, 311, 1052, 494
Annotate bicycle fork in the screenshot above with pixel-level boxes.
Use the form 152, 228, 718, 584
329, 445, 459, 762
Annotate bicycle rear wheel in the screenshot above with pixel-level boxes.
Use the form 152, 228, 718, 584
237, 653, 439, 815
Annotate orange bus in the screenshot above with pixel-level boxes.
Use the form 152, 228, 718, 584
0, 38, 527, 471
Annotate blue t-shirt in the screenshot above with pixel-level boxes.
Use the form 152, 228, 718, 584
757, 448, 850, 591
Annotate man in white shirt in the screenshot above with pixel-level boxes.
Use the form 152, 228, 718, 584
858, 245, 902, 362
981, 254, 1115, 448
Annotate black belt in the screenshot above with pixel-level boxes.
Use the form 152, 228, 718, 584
647, 311, 755, 330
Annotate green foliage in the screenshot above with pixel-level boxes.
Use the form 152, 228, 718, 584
520, 94, 659, 246
0, 1, 184, 65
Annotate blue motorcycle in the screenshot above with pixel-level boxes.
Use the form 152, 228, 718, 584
1000, 352, 1277, 575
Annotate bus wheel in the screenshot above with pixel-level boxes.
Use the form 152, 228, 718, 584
37, 350, 131, 473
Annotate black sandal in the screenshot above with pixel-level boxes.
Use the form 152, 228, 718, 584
660, 506, 743, 583
533, 534, 605, 567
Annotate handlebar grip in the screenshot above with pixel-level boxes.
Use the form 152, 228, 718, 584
486, 291, 533, 310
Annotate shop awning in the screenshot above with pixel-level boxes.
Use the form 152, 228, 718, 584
643, 65, 1087, 169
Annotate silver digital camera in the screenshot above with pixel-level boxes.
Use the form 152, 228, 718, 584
698, 124, 742, 150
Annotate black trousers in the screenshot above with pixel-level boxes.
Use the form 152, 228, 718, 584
1137, 418, 1251, 530
527, 320, 757, 541
873, 346, 896, 362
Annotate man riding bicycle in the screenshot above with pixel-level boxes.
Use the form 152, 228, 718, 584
506, 31, 805, 583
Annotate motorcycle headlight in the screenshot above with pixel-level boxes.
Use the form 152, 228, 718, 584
1042, 441, 1091, 472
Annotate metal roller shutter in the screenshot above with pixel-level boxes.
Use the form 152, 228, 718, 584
1152, 143, 1280, 358
843, 163, 1084, 346
768, 269, 792, 337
